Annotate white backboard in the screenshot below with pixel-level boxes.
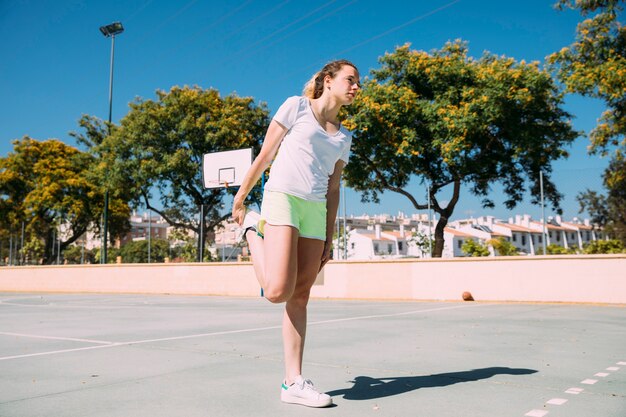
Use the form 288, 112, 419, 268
202, 148, 253, 189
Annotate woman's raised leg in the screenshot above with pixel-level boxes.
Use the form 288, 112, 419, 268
247, 223, 299, 304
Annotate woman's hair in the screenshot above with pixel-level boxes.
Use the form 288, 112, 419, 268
303, 59, 358, 99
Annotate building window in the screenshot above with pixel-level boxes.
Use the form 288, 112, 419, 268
521, 235, 526, 246
512, 234, 517, 242
538, 235, 542, 243
556, 233, 561, 242
586, 231, 590, 240
458, 240, 463, 249
398, 242, 403, 251
549, 231, 553, 238
387, 244, 393, 253
571, 233, 575, 240
374, 243, 379, 253
351, 242, 355, 250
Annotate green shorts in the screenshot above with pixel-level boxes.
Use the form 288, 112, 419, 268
259, 190, 327, 241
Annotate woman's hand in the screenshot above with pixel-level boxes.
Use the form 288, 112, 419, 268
232, 197, 246, 226
319, 239, 332, 272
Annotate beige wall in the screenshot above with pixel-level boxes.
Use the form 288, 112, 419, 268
1, 255, 624, 304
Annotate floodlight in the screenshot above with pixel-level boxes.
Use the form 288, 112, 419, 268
99, 22, 124, 37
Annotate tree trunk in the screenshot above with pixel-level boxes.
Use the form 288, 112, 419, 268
431, 179, 461, 258
433, 215, 449, 258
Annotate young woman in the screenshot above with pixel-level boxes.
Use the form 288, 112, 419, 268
231, 59, 360, 407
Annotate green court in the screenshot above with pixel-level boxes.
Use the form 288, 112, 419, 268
1, 294, 624, 417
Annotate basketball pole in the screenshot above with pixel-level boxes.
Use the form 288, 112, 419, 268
198, 204, 205, 262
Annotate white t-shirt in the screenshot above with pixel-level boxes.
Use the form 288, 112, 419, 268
264, 96, 352, 202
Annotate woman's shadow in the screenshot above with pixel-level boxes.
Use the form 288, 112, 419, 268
326, 367, 537, 400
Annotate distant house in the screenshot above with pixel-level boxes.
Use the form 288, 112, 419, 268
340, 225, 402, 260
443, 227, 481, 257
118, 212, 169, 247
77, 211, 606, 260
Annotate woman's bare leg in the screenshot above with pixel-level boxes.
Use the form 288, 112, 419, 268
247, 224, 299, 303
283, 237, 325, 384
245, 230, 267, 289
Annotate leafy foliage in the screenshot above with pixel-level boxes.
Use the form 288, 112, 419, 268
578, 154, 626, 243
0, 137, 129, 264
406, 230, 433, 257
461, 239, 490, 257
343, 41, 578, 257
583, 238, 624, 253
117, 239, 171, 263
78, 86, 270, 253
488, 237, 519, 256
62, 244, 96, 264
549, 0, 626, 156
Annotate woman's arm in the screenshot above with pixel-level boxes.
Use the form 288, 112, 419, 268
232, 120, 288, 224
320, 159, 345, 270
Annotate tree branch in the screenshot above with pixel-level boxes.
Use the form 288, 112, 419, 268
362, 154, 428, 211
142, 193, 196, 232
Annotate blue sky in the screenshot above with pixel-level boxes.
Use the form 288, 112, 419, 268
0, 0, 611, 222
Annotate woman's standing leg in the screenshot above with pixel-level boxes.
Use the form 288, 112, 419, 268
282, 237, 325, 384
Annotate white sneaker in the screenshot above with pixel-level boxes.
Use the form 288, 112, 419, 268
236, 209, 261, 242
280, 376, 333, 408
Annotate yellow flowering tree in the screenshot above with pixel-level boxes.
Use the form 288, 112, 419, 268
549, 0, 626, 243
343, 41, 578, 257
548, 0, 625, 156
0, 137, 130, 264
577, 156, 626, 242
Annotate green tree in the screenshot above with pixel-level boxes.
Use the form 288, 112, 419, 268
343, 41, 578, 257
78, 86, 269, 257
583, 239, 624, 253
488, 237, 519, 256
406, 230, 433, 257
550, 1, 626, 244
167, 227, 202, 262
545, 243, 570, 254
577, 155, 626, 243
118, 239, 170, 263
0, 137, 130, 264
549, 0, 626, 156
62, 244, 96, 264
462, 239, 490, 257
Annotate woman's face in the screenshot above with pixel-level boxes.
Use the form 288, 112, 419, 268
327, 65, 360, 105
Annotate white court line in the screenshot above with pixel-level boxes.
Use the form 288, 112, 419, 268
546, 398, 568, 405
565, 387, 583, 394
581, 379, 597, 385
617, 361, 626, 366
0, 303, 483, 362
0, 344, 123, 361
595, 372, 610, 377
525, 410, 548, 417
606, 366, 620, 371
0, 331, 114, 345
307, 303, 484, 326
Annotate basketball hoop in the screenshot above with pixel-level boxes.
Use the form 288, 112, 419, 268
202, 148, 253, 189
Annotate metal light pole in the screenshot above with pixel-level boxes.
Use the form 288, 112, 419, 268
342, 180, 347, 260
427, 183, 432, 257
540, 170, 547, 255
99, 21, 124, 264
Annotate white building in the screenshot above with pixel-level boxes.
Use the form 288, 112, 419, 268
334, 213, 606, 259
443, 227, 482, 258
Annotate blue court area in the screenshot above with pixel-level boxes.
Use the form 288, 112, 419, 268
0, 293, 624, 417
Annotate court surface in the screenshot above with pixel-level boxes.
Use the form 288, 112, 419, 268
0, 293, 624, 417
